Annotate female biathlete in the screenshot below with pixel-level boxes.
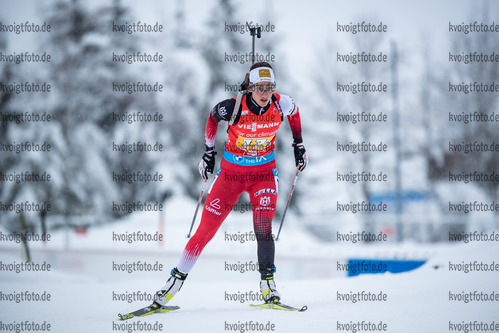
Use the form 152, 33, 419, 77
153, 61, 308, 306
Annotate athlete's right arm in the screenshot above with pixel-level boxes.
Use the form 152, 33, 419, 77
204, 98, 236, 150
199, 99, 236, 179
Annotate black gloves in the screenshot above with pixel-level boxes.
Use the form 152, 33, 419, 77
292, 143, 308, 171
198, 151, 217, 180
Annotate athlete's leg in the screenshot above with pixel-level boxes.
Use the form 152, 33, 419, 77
177, 167, 242, 273
155, 167, 243, 306
249, 166, 280, 302
249, 166, 279, 272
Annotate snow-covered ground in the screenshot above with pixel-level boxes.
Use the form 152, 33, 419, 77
1, 196, 498, 332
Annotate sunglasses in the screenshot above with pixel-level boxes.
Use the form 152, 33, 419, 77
250, 83, 276, 94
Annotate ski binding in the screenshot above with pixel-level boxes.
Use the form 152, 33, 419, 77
118, 303, 180, 320
250, 299, 307, 312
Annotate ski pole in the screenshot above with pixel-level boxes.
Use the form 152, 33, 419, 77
187, 178, 208, 238
275, 168, 300, 241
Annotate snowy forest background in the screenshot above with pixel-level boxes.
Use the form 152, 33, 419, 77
1, 0, 498, 243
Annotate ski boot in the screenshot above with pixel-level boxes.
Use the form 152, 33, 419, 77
259, 266, 280, 303
153, 267, 188, 306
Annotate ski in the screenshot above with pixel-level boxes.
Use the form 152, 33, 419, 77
118, 303, 180, 320
250, 302, 307, 312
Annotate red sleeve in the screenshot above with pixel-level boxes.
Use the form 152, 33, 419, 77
204, 113, 219, 150
287, 107, 303, 144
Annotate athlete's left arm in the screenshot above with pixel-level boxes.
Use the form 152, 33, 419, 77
279, 95, 303, 144
279, 95, 308, 171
